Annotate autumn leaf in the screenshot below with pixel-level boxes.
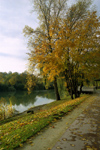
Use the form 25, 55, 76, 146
70, 144, 75, 147
0, 148, 4, 150
62, 138, 67, 141
19, 144, 23, 147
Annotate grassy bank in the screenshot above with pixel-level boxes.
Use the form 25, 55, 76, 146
0, 95, 89, 150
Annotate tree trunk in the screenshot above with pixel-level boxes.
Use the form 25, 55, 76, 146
74, 82, 79, 98
80, 82, 83, 95
54, 77, 61, 100
75, 88, 78, 98
70, 81, 74, 99
71, 90, 74, 99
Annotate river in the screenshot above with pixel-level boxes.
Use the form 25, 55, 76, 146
0, 90, 56, 113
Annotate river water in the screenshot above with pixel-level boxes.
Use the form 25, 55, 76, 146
0, 90, 56, 113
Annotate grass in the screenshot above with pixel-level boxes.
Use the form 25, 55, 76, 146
0, 95, 90, 150
0, 113, 31, 126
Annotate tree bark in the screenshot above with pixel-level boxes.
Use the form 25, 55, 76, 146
74, 79, 78, 98
80, 81, 83, 95
71, 90, 74, 99
70, 80, 74, 99
54, 77, 61, 100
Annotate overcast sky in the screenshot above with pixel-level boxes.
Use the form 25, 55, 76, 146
0, 0, 100, 73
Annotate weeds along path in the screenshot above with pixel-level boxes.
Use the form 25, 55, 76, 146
15, 95, 98, 150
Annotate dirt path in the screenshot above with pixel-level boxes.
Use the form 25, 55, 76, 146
15, 95, 99, 150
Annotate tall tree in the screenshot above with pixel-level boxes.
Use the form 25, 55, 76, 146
23, 0, 100, 99
23, 0, 68, 100
48, 1, 100, 98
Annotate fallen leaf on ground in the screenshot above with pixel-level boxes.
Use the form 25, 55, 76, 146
0, 148, 4, 150
82, 138, 86, 141
62, 138, 67, 141
19, 144, 23, 147
56, 146, 62, 149
70, 144, 75, 147
86, 148, 93, 150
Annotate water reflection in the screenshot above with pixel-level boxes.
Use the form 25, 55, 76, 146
0, 90, 55, 113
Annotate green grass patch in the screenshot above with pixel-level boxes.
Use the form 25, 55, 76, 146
0, 95, 90, 150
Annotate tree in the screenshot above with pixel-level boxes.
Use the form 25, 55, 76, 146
9, 72, 18, 86
25, 73, 37, 94
23, 0, 68, 100
48, 1, 100, 98
23, 0, 100, 99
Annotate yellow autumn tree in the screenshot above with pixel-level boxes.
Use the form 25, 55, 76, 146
49, 7, 100, 98
23, 0, 100, 99
23, 0, 68, 100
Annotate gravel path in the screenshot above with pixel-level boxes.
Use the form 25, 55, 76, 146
15, 95, 99, 150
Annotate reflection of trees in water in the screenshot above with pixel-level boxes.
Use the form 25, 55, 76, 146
37, 90, 55, 99
13, 92, 37, 106
0, 90, 55, 107
4, 92, 37, 106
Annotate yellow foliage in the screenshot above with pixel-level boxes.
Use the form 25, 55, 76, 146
25, 2, 100, 86
0, 98, 14, 120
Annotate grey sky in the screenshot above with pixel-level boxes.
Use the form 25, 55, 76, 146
0, 0, 99, 73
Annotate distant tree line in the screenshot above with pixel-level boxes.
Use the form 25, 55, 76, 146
0, 71, 54, 92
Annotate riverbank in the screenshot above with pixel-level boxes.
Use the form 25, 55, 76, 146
15, 94, 98, 150
0, 95, 71, 126
0, 95, 90, 150
0, 104, 46, 126
15, 95, 100, 150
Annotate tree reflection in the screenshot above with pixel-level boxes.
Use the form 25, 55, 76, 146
0, 90, 55, 113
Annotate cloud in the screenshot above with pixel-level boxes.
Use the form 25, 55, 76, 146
93, 0, 100, 15
0, 0, 38, 73
0, 56, 28, 73
0, 0, 38, 35
0, 0, 99, 73
0, 35, 27, 59
67, 0, 76, 6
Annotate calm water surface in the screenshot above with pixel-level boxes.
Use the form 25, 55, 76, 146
0, 90, 56, 113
